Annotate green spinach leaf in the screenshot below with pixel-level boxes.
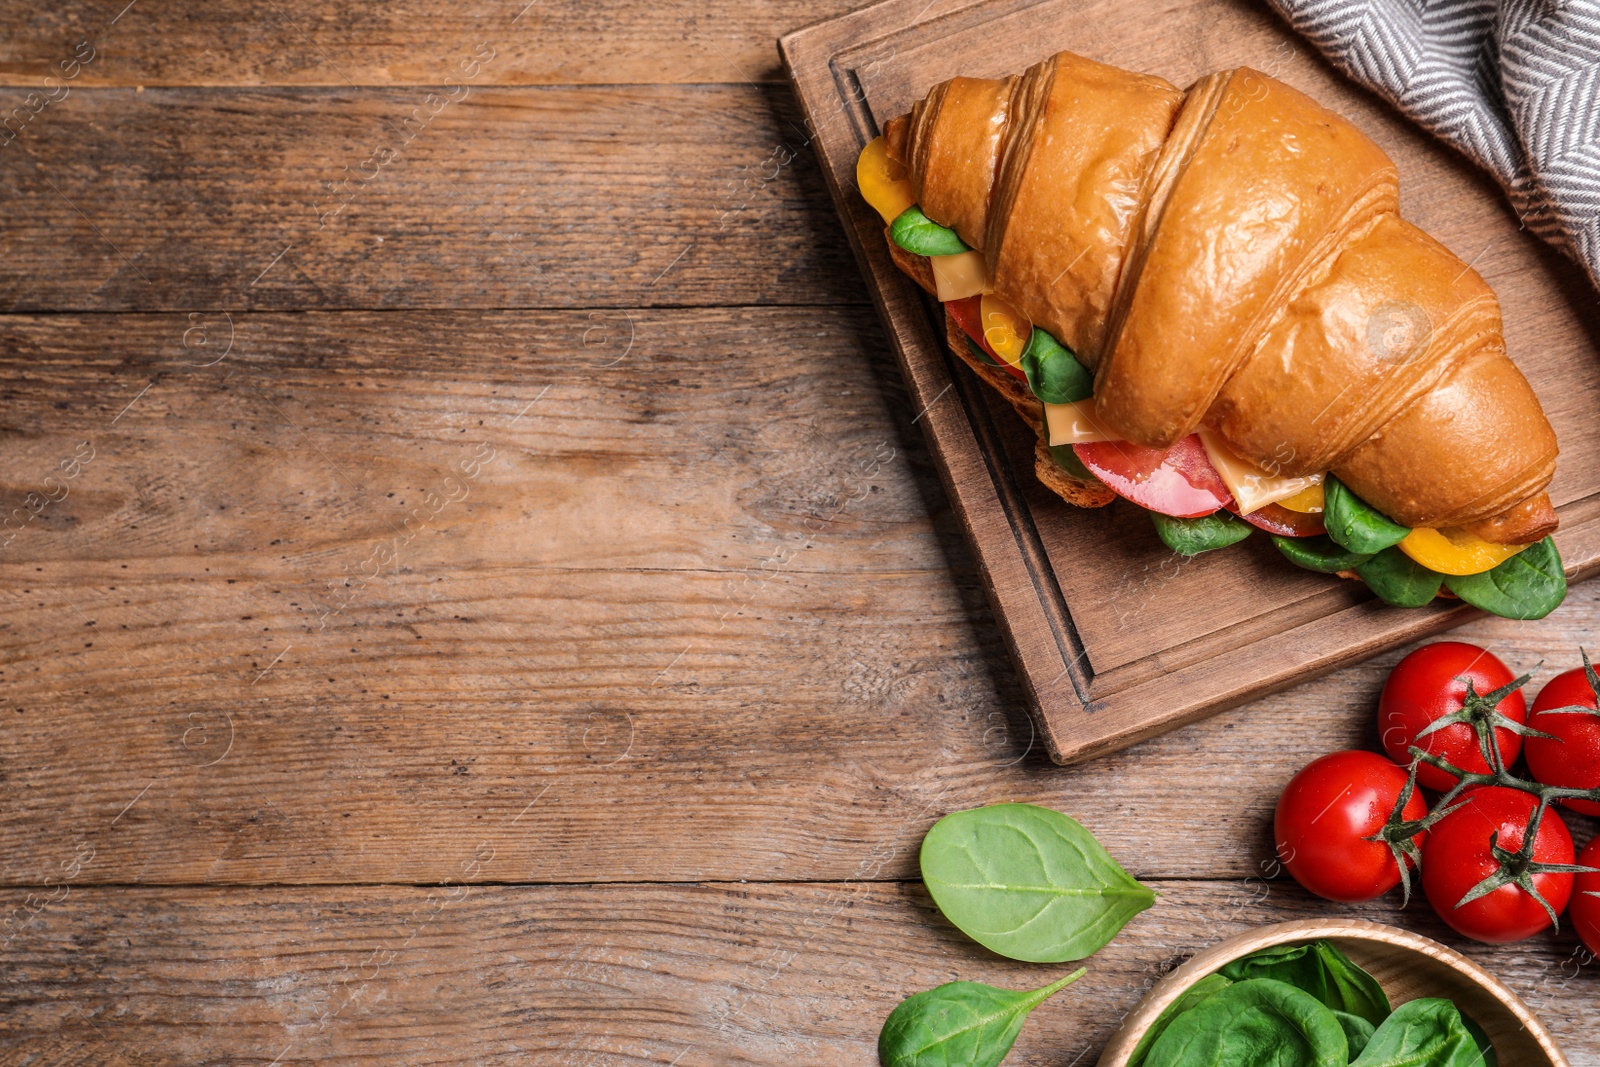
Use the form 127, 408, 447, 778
1127, 973, 1234, 1067
1333, 1010, 1377, 1059
1356, 546, 1443, 607
1048, 443, 1097, 482
1315, 942, 1391, 1027
1142, 978, 1349, 1067
965, 335, 1003, 367
1273, 534, 1374, 574
1349, 997, 1490, 1067
1152, 511, 1253, 556
1461, 1012, 1499, 1067
1324, 476, 1410, 554
890, 206, 970, 256
920, 803, 1155, 963
1217, 941, 1388, 1026
1019, 328, 1093, 404
1445, 536, 1566, 621
878, 969, 1086, 1067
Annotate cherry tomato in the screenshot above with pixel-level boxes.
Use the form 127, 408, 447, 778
1274, 750, 1427, 902
946, 296, 1026, 383
1073, 435, 1231, 518
1229, 500, 1326, 537
1421, 786, 1574, 943
1572, 837, 1600, 960
1378, 642, 1527, 793
1524, 666, 1600, 816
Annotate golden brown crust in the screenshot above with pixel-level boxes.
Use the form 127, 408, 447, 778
887, 51, 1558, 536
1208, 214, 1501, 479
1096, 69, 1400, 448
988, 55, 1184, 367
906, 76, 1017, 250
1459, 492, 1559, 545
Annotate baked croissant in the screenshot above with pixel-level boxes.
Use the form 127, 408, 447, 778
855, 51, 1567, 619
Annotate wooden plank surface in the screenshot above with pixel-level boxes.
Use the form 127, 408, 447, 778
0, 0, 857, 87
2, 308, 1596, 886
0, 85, 857, 310
1, 1, 1597, 1064
1, 881, 1595, 1065
781, 0, 1600, 763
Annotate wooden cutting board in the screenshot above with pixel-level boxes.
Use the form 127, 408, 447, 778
780, 0, 1600, 764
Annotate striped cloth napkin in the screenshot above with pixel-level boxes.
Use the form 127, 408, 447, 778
1265, 0, 1600, 291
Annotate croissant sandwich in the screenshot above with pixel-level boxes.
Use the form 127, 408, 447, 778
856, 51, 1567, 620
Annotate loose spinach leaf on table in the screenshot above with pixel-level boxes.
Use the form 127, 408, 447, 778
878, 969, 1086, 1067
1127, 972, 1233, 1067
1151, 511, 1253, 556
1356, 546, 1443, 608
1324, 476, 1410, 555
889, 205, 970, 257
1142, 978, 1349, 1067
1019, 328, 1093, 405
1273, 534, 1374, 574
1218, 941, 1390, 1027
1446, 536, 1566, 621
920, 803, 1155, 963
1349, 997, 1493, 1067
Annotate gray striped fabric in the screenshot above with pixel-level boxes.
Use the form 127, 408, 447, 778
1265, 0, 1600, 291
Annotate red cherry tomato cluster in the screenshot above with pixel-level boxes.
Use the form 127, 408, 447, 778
1275, 641, 1600, 950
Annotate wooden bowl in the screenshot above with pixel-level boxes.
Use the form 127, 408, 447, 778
1096, 919, 1567, 1066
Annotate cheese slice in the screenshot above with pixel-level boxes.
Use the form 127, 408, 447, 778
931, 250, 987, 302
1045, 399, 1122, 446
1197, 429, 1323, 515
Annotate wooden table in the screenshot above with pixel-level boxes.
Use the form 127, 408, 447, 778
1, 2, 1595, 1063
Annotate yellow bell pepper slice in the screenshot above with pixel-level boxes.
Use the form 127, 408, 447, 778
1278, 482, 1326, 514
856, 136, 917, 225
1398, 526, 1530, 576
979, 294, 1030, 368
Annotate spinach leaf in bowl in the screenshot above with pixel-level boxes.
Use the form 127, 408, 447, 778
1218, 940, 1390, 1026
1127, 972, 1234, 1067
1331, 1010, 1377, 1060
1142, 978, 1349, 1067
1349, 997, 1494, 1067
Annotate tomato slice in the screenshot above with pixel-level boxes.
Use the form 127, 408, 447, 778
1229, 500, 1327, 537
1073, 435, 1231, 518
946, 296, 1026, 383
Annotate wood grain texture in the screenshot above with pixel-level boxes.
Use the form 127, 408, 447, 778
0, 881, 1595, 1066
0, 0, 859, 87
1, 2, 1597, 1063
2, 308, 1596, 886
0, 85, 856, 310
782, 0, 1600, 763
